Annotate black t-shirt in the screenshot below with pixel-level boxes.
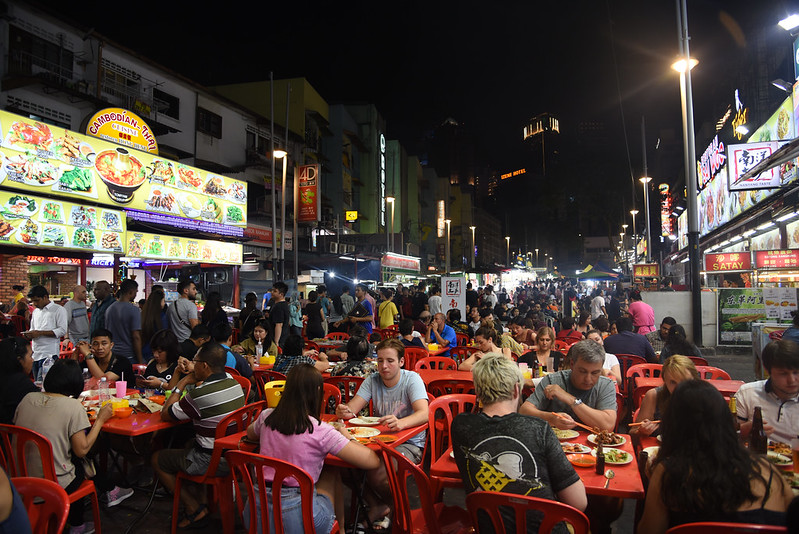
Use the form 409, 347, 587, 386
466, 289, 478, 308
143, 360, 178, 383
180, 339, 199, 360
0, 372, 38, 424
268, 300, 291, 347
411, 292, 429, 319
81, 353, 134, 382
451, 411, 580, 534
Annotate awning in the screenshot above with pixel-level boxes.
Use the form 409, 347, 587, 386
733, 137, 799, 185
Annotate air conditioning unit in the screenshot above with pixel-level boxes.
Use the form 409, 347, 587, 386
329, 242, 338, 254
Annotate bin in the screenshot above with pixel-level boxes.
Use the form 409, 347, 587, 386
264, 380, 286, 408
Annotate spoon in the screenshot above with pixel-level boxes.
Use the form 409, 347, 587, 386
604, 469, 615, 489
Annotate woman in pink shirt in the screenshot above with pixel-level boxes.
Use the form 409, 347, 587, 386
628, 291, 656, 334
246, 364, 380, 533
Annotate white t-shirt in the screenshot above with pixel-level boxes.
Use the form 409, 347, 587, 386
590, 296, 606, 320
428, 295, 442, 315
603, 352, 619, 370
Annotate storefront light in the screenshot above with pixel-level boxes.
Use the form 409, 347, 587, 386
778, 14, 799, 31
742, 229, 757, 237
730, 235, 743, 242
776, 212, 799, 222
757, 221, 776, 230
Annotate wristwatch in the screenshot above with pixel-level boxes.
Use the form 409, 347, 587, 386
572, 397, 583, 407
84, 354, 95, 360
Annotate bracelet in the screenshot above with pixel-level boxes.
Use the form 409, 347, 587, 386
172, 387, 181, 396
85, 354, 95, 360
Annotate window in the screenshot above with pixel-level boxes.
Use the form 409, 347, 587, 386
153, 88, 180, 120
8, 25, 73, 81
196, 107, 222, 139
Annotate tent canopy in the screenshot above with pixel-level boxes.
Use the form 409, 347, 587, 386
576, 263, 620, 280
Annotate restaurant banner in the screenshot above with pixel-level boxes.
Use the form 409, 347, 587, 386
298, 164, 320, 222
727, 141, 781, 191
0, 190, 125, 254
0, 110, 247, 229
754, 249, 799, 269
704, 252, 751, 272
763, 287, 798, 322
381, 252, 421, 272
86, 108, 158, 154
718, 288, 765, 346
633, 263, 660, 278
126, 231, 242, 265
442, 276, 467, 318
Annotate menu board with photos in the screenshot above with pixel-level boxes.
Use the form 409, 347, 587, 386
763, 287, 798, 322
0, 110, 247, 228
126, 231, 242, 265
0, 190, 125, 253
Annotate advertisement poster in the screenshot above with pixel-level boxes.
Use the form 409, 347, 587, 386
126, 231, 242, 265
0, 110, 247, 228
718, 288, 765, 346
297, 164, 320, 222
727, 142, 781, 190
788, 219, 799, 248
442, 276, 466, 318
0, 190, 125, 254
762, 287, 797, 322
754, 249, 799, 269
750, 228, 781, 251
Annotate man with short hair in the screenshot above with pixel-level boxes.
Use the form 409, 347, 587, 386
89, 281, 115, 337
520, 339, 618, 430
483, 285, 498, 309
153, 342, 246, 529
468, 306, 482, 334
427, 285, 442, 316
335, 338, 428, 527
343, 284, 374, 335
645, 317, 677, 354
168, 279, 200, 343
73, 328, 134, 383
64, 285, 90, 345
23, 285, 68, 382
180, 324, 211, 361
426, 312, 457, 358
452, 355, 586, 532
411, 281, 429, 319
603, 316, 657, 363
340, 285, 355, 316
735, 339, 799, 444
465, 282, 478, 310
590, 288, 606, 321
105, 279, 143, 364
264, 281, 290, 347
211, 322, 253, 379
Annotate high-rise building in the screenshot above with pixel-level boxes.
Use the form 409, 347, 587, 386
523, 112, 560, 176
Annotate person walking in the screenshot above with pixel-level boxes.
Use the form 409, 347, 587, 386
64, 285, 90, 346
105, 279, 143, 364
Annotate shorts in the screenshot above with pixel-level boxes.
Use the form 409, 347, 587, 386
243, 486, 334, 534
394, 442, 423, 465
157, 446, 227, 477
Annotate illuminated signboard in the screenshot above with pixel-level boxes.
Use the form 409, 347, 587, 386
705, 252, 751, 272
633, 263, 660, 278
381, 252, 420, 272
727, 142, 780, 191
698, 135, 726, 190
86, 108, 158, 154
659, 184, 673, 237
732, 90, 748, 141
126, 231, 242, 265
379, 133, 386, 227
500, 168, 527, 180
297, 164, 320, 222
437, 200, 445, 238
125, 208, 243, 238
345, 210, 358, 222
754, 249, 799, 269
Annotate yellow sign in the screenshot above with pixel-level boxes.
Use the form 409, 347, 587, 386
345, 210, 358, 222
501, 168, 527, 180
126, 231, 242, 265
86, 108, 158, 154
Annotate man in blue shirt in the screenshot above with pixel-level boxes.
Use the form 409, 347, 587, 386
427, 312, 457, 358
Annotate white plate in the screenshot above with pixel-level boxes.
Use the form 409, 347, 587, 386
350, 417, 381, 426
348, 427, 380, 438
657, 434, 662, 443
561, 442, 591, 454
587, 433, 626, 447
552, 428, 579, 441
591, 447, 633, 465
642, 446, 660, 460
768, 450, 793, 468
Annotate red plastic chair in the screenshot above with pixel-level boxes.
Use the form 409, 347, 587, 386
427, 394, 476, 498
231, 374, 252, 400
380, 328, 398, 340
227, 450, 339, 534
455, 332, 470, 346
12, 476, 70, 534
0, 424, 102, 534
403, 347, 428, 370
616, 354, 648, 398
324, 332, 350, 340
253, 370, 286, 401
415, 356, 458, 372
376, 441, 472, 534
169, 401, 267, 534
465, 491, 590, 534
305, 341, 320, 352
427, 379, 475, 397
695, 365, 731, 380
323, 376, 365, 404
321, 382, 342, 414
449, 346, 479, 365
225, 365, 241, 376
666, 522, 787, 533
132, 363, 147, 375
553, 339, 574, 353
687, 356, 708, 366
626, 363, 663, 410
10, 315, 28, 336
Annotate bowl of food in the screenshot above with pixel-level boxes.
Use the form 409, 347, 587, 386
95, 148, 146, 203
568, 454, 596, 468
113, 407, 134, 418
148, 394, 166, 405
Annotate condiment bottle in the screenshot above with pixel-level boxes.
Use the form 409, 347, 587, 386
749, 406, 768, 454
595, 442, 605, 475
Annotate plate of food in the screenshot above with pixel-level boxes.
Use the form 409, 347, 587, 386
371, 435, 398, 444
3, 154, 60, 186
203, 175, 227, 197
42, 225, 66, 247
348, 427, 380, 439
568, 454, 596, 468
768, 451, 793, 469
588, 431, 626, 447
95, 148, 146, 203
100, 211, 122, 231
16, 219, 40, 245
591, 447, 633, 465
39, 201, 65, 224
100, 232, 121, 250
176, 164, 203, 190
0, 221, 14, 240
70, 206, 97, 228
552, 428, 580, 441
57, 166, 95, 195
72, 227, 96, 248
769, 441, 792, 456
178, 193, 202, 218
228, 182, 246, 203
6, 120, 53, 152
3, 194, 38, 218
146, 188, 178, 213
561, 442, 591, 454
350, 416, 381, 426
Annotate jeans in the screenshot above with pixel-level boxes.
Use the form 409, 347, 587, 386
243, 486, 334, 534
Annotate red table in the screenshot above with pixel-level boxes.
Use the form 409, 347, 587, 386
427, 346, 450, 357
416, 369, 473, 386
100, 410, 186, 436
633, 377, 744, 399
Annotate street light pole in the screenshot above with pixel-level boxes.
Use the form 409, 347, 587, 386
505, 236, 510, 268
386, 196, 395, 253
640, 177, 652, 262
469, 226, 476, 270
630, 210, 639, 265
445, 219, 451, 274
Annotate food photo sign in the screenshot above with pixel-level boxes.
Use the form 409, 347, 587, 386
0, 110, 247, 229
126, 231, 242, 265
718, 288, 766, 346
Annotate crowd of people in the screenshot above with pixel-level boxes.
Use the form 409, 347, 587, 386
2, 276, 799, 533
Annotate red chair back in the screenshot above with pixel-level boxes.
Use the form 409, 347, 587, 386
225, 366, 241, 376
695, 366, 731, 380
403, 347, 428, 370
12, 477, 70, 534
305, 341, 320, 352
324, 332, 350, 340
625, 363, 662, 380
321, 383, 342, 414
197, 401, 266, 482
450, 346, 478, 365
427, 379, 475, 397
428, 394, 476, 462
227, 450, 339, 534
665, 522, 787, 533
324, 376, 365, 404
465, 491, 590, 534
232, 374, 252, 400
553, 339, 574, 353
414, 356, 458, 372
132, 363, 147, 375
455, 332, 470, 346
10, 315, 28, 336
687, 356, 708, 366
616, 354, 648, 397
380, 328, 397, 340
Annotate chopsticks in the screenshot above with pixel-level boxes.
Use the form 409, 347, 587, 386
628, 420, 660, 427
554, 413, 595, 433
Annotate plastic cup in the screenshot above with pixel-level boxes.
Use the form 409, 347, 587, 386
115, 380, 127, 398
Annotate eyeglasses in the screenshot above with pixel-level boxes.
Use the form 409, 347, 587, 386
192, 358, 207, 365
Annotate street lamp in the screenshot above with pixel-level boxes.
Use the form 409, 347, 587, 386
640, 176, 652, 262
274, 149, 288, 279
386, 196, 395, 252
630, 209, 639, 265
535, 248, 539, 268
469, 226, 476, 270
505, 236, 510, 268
445, 219, 451, 274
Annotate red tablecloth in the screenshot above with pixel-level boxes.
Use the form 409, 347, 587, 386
633, 377, 743, 398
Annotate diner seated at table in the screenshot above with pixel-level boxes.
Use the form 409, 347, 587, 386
555, 316, 584, 344
458, 326, 512, 372
152, 342, 246, 529
274, 334, 330, 375
136, 329, 181, 392
14, 359, 134, 534
586, 330, 622, 385
451, 354, 586, 533
425, 313, 457, 357
735, 339, 799, 445
602, 317, 657, 363
520, 340, 617, 431
398, 318, 426, 349
638, 380, 793, 533
331, 335, 377, 378
211, 322, 254, 379
509, 316, 536, 349
334, 338, 428, 531
72, 328, 134, 383
231, 319, 278, 361
0, 336, 37, 425
178, 324, 211, 361
246, 363, 380, 534
632, 355, 699, 437
517, 326, 567, 374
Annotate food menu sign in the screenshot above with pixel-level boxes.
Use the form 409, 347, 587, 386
126, 231, 242, 265
718, 288, 765, 346
0, 110, 247, 230
754, 249, 799, 269
763, 287, 797, 322
0, 190, 125, 253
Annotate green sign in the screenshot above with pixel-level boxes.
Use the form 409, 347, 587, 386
718, 288, 766, 346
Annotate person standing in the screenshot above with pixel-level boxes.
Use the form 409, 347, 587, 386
304, 291, 326, 340
105, 279, 143, 364
318, 285, 331, 336
590, 288, 606, 321
337, 284, 374, 335
236, 292, 262, 341
627, 290, 656, 335
264, 282, 291, 348
411, 282, 429, 319
465, 282, 478, 310
167, 279, 200, 343
377, 288, 399, 329
22, 285, 67, 383
427, 285, 442, 316
63, 285, 90, 346
89, 281, 115, 337
340, 285, 355, 317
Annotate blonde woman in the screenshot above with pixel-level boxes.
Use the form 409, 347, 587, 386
633, 355, 699, 437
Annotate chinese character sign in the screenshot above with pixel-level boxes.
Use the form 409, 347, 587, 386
442, 276, 466, 318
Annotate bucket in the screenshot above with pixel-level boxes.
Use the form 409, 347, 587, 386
264, 380, 286, 408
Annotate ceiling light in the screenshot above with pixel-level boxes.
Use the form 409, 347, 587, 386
776, 212, 798, 222
757, 221, 776, 230
778, 14, 799, 31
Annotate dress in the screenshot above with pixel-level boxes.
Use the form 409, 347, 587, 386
525, 370, 617, 424
354, 370, 427, 448
304, 301, 325, 339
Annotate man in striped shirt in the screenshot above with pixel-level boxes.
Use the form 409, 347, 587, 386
152, 342, 245, 529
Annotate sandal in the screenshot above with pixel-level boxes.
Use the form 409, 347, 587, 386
178, 504, 210, 530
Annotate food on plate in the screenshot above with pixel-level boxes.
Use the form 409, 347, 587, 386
186, 241, 200, 259
371, 435, 397, 444
228, 182, 246, 202
551, 428, 579, 440
226, 205, 244, 223
7, 121, 52, 150
568, 454, 596, 467
147, 240, 164, 256
42, 225, 66, 246
201, 244, 213, 260
4, 154, 59, 186
561, 442, 590, 454
177, 165, 202, 189
202, 198, 222, 221
53, 130, 83, 160
178, 194, 202, 217
767, 451, 792, 467
167, 241, 182, 257
0, 221, 13, 238
100, 232, 120, 250
348, 427, 380, 438
203, 176, 226, 196
71, 206, 97, 228
770, 442, 793, 455
72, 228, 95, 248
58, 167, 94, 193
101, 211, 122, 231
95, 150, 145, 187
148, 159, 175, 182
598, 448, 630, 464
41, 201, 64, 222
127, 236, 144, 256
214, 248, 228, 262
4, 195, 37, 217
778, 109, 790, 139
17, 219, 39, 244
147, 189, 176, 211
590, 429, 625, 446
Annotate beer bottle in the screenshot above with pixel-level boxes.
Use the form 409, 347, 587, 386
728, 396, 739, 432
595, 442, 605, 475
749, 406, 767, 455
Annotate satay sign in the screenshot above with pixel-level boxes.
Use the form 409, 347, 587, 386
705, 252, 751, 272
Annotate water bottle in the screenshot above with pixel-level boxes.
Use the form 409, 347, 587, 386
98, 377, 110, 405
256, 341, 264, 358
41, 356, 54, 383
83, 368, 91, 392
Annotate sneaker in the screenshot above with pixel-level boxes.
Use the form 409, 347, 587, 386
104, 486, 134, 507
69, 521, 95, 534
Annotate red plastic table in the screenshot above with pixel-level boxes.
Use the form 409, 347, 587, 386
633, 377, 744, 399
416, 369, 473, 386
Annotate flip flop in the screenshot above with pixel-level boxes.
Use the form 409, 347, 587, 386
178, 504, 210, 530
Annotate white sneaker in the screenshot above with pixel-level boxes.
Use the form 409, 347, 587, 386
104, 486, 134, 507
69, 521, 95, 534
